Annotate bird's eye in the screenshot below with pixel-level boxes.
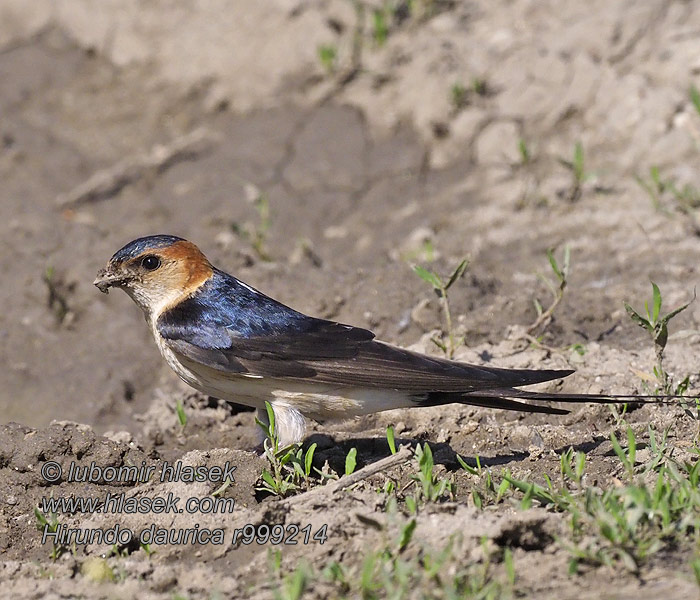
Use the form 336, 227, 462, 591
141, 255, 161, 271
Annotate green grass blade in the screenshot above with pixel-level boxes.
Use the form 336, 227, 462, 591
660, 289, 695, 325
547, 249, 563, 282
624, 302, 652, 332
345, 447, 357, 476
175, 399, 187, 427
445, 258, 469, 291
386, 426, 397, 455
413, 264, 443, 290
690, 85, 700, 116
651, 282, 662, 323
304, 443, 317, 477
398, 519, 416, 551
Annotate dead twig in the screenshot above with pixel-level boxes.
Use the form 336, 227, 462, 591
285, 445, 412, 506
526, 294, 564, 336
56, 128, 216, 207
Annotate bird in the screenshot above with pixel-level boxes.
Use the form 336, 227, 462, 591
95, 234, 668, 446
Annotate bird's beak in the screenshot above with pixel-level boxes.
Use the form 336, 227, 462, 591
94, 267, 127, 294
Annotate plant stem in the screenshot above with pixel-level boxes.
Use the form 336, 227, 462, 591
527, 291, 563, 335
441, 292, 455, 359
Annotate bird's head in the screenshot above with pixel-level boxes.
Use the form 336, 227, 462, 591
94, 235, 213, 318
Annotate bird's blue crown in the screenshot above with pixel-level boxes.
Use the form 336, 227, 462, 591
111, 235, 185, 263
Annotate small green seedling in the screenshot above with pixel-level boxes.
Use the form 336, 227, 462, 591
372, 8, 389, 46
624, 282, 694, 394
302, 443, 317, 486
635, 166, 668, 212
108, 543, 129, 558
670, 182, 700, 213
34, 506, 65, 560
397, 519, 416, 551
560, 447, 586, 487
460, 453, 511, 509
610, 428, 637, 480
506, 424, 700, 573
211, 477, 233, 497
504, 547, 516, 586
345, 447, 357, 476
315, 510, 515, 597
450, 82, 468, 111
250, 193, 271, 261
691, 553, 700, 589
232, 189, 272, 261
386, 425, 397, 455
518, 138, 531, 165
322, 560, 348, 588
43, 265, 71, 325
450, 79, 487, 112
255, 402, 296, 496
679, 389, 700, 438
636, 166, 700, 224
528, 245, 570, 336
471, 77, 488, 97
255, 402, 319, 496
690, 85, 700, 117
408, 443, 454, 509
288, 441, 318, 491
318, 44, 337, 74
413, 257, 469, 358
175, 398, 187, 428
558, 141, 591, 201
571, 142, 585, 185
274, 562, 310, 600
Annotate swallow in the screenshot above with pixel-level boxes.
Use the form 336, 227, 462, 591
95, 235, 667, 446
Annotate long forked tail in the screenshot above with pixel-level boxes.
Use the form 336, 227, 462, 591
417, 388, 687, 416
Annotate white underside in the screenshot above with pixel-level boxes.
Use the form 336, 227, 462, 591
153, 330, 414, 446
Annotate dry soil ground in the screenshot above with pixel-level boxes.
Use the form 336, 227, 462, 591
1, 1, 700, 599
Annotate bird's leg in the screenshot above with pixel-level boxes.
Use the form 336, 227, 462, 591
274, 401, 308, 447
255, 401, 307, 450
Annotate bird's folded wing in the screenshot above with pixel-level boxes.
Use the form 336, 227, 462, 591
158, 316, 573, 392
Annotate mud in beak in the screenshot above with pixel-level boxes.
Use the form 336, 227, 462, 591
94, 268, 128, 293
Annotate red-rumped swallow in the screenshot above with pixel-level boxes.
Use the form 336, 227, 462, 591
95, 235, 666, 446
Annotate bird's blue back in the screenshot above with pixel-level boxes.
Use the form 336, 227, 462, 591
158, 268, 318, 348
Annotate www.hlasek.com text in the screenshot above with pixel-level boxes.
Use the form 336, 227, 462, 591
40, 492, 235, 515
